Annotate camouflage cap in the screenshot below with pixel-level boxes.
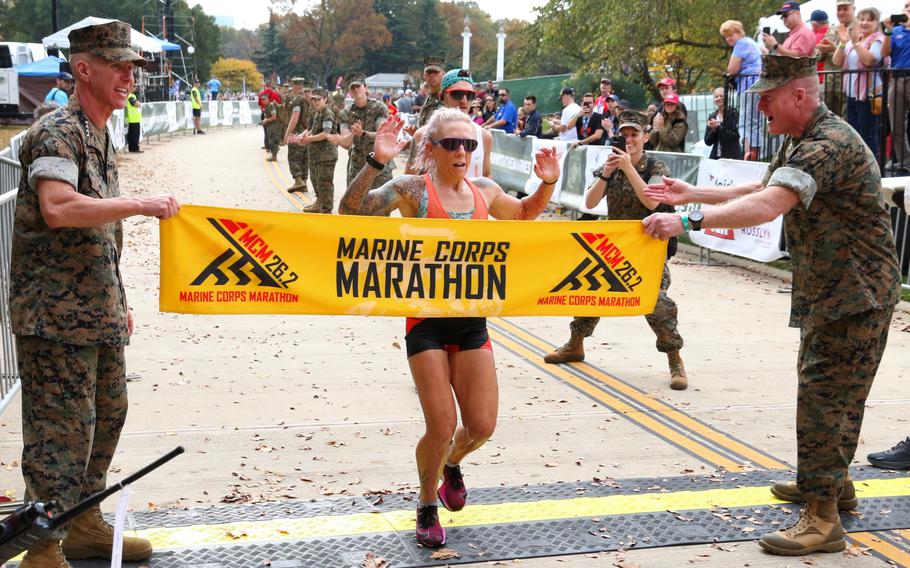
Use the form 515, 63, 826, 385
423, 56, 446, 72
746, 55, 817, 93
346, 73, 367, 89
311, 88, 329, 99
68, 21, 147, 68
617, 110, 649, 132
291, 77, 306, 85
836, 0, 853, 5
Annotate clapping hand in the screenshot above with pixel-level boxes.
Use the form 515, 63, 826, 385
533, 146, 560, 183
643, 176, 695, 206
372, 114, 408, 164
653, 113, 665, 130
707, 117, 718, 130
351, 121, 365, 138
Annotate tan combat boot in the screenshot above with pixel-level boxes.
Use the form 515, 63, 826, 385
19, 539, 72, 568
267, 152, 278, 162
758, 500, 845, 556
543, 332, 585, 364
288, 177, 308, 193
770, 475, 858, 510
61, 507, 152, 562
303, 201, 325, 213
667, 350, 687, 390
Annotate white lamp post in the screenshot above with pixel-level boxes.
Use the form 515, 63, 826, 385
462, 16, 472, 70
496, 23, 506, 82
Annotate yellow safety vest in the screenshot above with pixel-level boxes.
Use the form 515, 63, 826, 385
191, 87, 202, 110
126, 94, 142, 123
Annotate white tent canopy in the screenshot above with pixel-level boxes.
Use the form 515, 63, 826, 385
42, 16, 175, 53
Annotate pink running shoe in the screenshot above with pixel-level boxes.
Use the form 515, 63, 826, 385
437, 464, 467, 512
415, 504, 446, 547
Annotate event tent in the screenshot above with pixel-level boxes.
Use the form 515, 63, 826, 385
16, 55, 65, 77
42, 16, 181, 53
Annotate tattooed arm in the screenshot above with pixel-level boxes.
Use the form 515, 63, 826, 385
340, 115, 414, 216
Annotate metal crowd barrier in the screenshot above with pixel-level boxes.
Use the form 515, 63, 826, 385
0, 177, 19, 415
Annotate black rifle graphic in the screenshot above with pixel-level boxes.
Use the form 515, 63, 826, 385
0, 446, 184, 563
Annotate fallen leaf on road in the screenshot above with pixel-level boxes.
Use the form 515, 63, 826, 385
430, 548, 460, 560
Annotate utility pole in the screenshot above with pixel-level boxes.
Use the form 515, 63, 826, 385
51, 0, 58, 32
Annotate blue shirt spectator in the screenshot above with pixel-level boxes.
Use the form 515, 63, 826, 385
207, 77, 222, 98
520, 95, 542, 138
888, 23, 910, 68
44, 72, 73, 106
484, 88, 517, 133
732, 37, 762, 91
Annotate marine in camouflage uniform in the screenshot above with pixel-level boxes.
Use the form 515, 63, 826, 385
643, 55, 900, 556
284, 78, 310, 192
417, 55, 445, 127
818, 7, 855, 115
338, 74, 392, 188
9, 20, 177, 565
545, 111, 686, 390
263, 99, 281, 160
303, 88, 338, 213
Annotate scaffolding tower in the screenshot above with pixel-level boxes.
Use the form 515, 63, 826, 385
141, 0, 196, 102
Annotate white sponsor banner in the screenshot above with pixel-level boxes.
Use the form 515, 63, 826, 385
238, 101, 253, 125
577, 145, 611, 216
526, 138, 568, 196
688, 158, 785, 262
184, 101, 194, 129
166, 102, 179, 133
221, 101, 233, 126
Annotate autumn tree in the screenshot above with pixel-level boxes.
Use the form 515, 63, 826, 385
279, 0, 392, 87
210, 58, 263, 93
220, 26, 261, 61
525, 0, 780, 96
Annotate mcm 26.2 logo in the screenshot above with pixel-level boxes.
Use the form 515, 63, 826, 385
550, 232, 643, 293
191, 218, 298, 289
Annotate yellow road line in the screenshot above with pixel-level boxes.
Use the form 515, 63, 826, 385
130, 477, 910, 550
489, 329, 747, 471
260, 152, 312, 209
492, 318, 789, 470
851, 531, 910, 566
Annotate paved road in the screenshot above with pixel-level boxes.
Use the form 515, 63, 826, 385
1, 125, 909, 567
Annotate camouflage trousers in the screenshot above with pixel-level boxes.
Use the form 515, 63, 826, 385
288, 143, 309, 180
17, 336, 127, 538
348, 154, 393, 188
265, 125, 281, 156
796, 308, 893, 501
569, 264, 683, 353
309, 158, 337, 213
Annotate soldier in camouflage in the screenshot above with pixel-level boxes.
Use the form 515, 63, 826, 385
329, 73, 392, 188
261, 93, 281, 161
642, 55, 900, 556
544, 110, 687, 390
9, 20, 180, 567
417, 56, 445, 127
283, 78, 310, 192
292, 88, 338, 213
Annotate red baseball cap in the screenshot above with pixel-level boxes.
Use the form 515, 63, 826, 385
776, 1, 801, 15
663, 93, 681, 105
658, 77, 676, 87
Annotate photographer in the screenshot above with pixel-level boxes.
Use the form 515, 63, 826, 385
545, 110, 687, 391
565, 92, 606, 146
649, 93, 688, 153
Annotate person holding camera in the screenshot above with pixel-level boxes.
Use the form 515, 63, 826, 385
565, 92, 606, 146
705, 87, 742, 159
648, 93, 688, 153
883, 3, 910, 173
545, 110, 688, 391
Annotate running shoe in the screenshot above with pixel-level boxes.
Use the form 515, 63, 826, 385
415, 504, 446, 547
437, 464, 467, 511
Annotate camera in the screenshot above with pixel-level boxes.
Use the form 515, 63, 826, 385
610, 135, 626, 152
893, 14, 909, 25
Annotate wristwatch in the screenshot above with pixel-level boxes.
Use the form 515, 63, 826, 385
689, 209, 704, 231
366, 152, 386, 170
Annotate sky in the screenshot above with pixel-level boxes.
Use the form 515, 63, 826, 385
190, 0, 548, 30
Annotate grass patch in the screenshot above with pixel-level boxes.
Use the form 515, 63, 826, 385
0, 126, 26, 154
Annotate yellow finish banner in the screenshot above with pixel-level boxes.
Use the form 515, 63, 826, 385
159, 205, 668, 317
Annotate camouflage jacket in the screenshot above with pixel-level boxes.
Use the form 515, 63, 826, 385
763, 103, 901, 329
339, 99, 389, 160
308, 106, 338, 161
418, 92, 443, 126
11, 96, 129, 346
285, 95, 310, 135
592, 153, 670, 220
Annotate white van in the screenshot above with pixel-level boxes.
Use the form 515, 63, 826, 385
0, 42, 49, 67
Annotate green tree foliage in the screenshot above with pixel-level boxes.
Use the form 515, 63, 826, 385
367, 0, 448, 75
252, 13, 293, 82
219, 27, 260, 65
525, 0, 781, 97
